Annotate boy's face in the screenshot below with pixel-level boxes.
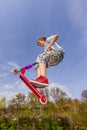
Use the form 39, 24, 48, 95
37, 40, 45, 47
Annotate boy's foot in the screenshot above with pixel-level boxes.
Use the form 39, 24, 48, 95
30, 76, 49, 87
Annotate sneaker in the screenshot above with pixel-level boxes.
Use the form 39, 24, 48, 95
35, 75, 49, 84
30, 75, 49, 87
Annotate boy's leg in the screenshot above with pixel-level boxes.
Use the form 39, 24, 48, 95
36, 66, 40, 77
33, 52, 48, 84
36, 63, 46, 77
39, 63, 46, 77
31, 63, 48, 85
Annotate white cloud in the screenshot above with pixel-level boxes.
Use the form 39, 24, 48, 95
49, 82, 72, 98
0, 61, 19, 72
0, 61, 20, 78
1, 84, 13, 90
14, 80, 28, 91
0, 91, 17, 101
0, 80, 72, 102
0, 79, 29, 102
7, 61, 19, 68
0, 61, 29, 102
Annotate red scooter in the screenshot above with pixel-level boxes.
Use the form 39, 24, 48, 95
13, 63, 47, 104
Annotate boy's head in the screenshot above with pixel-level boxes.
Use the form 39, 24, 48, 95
37, 36, 46, 47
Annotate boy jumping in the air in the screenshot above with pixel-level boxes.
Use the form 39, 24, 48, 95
31, 34, 65, 86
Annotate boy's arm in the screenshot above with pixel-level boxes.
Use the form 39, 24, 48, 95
45, 34, 59, 51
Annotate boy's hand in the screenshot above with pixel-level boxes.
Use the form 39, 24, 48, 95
45, 46, 52, 51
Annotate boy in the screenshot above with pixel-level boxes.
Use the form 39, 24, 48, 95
31, 34, 65, 86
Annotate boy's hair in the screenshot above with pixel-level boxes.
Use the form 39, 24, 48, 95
37, 36, 46, 44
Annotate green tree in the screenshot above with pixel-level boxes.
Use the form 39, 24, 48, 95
81, 90, 87, 102
50, 87, 68, 104
0, 97, 6, 117
9, 93, 26, 108
8, 93, 26, 118
77, 101, 87, 128
0, 97, 6, 109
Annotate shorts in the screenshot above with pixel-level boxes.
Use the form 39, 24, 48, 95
36, 50, 64, 68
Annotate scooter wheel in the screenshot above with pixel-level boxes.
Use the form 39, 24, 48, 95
39, 96, 47, 104
13, 68, 19, 75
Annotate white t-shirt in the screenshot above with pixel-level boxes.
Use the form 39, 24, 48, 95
44, 35, 65, 53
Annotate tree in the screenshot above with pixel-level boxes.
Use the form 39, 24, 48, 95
0, 97, 6, 109
9, 93, 26, 108
50, 87, 68, 103
77, 101, 87, 128
81, 90, 87, 102
0, 97, 6, 117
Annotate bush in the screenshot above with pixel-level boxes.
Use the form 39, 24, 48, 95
0, 116, 73, 130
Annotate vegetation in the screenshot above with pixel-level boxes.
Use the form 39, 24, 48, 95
0, 87, 87, 130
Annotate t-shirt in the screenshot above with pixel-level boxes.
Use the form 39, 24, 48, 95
44, 35, 65, 53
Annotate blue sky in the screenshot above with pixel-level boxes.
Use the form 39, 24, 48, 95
0, 0, 87, 101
